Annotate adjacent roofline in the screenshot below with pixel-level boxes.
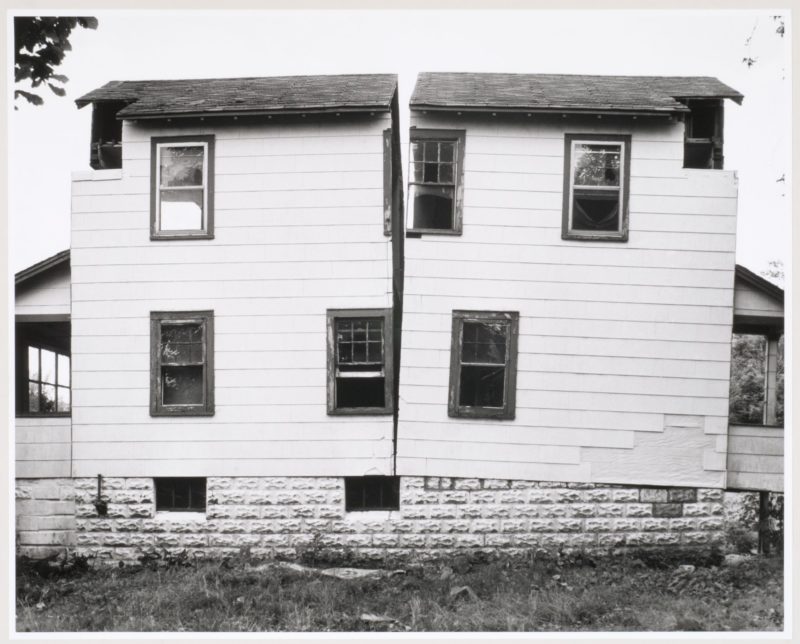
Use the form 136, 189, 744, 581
116, 104, 391, 121
15, 250, 70, 286
410, 104, 680, 116
735, 264, 784, 303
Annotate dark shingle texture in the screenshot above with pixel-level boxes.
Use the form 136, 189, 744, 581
410, 73, 743, 113
76, 74, 397, 118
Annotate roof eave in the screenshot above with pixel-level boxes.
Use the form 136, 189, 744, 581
409, 104, 685, 116
735, 264, 784, 302
116, 104, 393, 120
15, 250, 70, 286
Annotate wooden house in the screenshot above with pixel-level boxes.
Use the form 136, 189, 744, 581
14, 72, 784, 561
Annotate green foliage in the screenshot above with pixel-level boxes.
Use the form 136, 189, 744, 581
14, 16, 98, 107
734, 493, 784, 555
729, 335, 767, 424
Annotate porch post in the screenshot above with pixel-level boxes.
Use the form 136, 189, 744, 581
763, 334, 780, 426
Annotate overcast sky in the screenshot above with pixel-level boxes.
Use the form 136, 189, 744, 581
8, 9, 790, 278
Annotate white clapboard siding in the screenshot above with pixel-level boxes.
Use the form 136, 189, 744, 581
74, 242, 389, 268
15, 417, 71, 478
403, 294, 731, 326
405, 240, 734, 271
726, 425, 784, 492
397, 114, 737, 486
71, 115, 393, 477
401, 353, 732, 381
15, 265, 71, 316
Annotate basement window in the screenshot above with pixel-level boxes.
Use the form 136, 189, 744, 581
327, 309, 393, 415
449, 311, 519, 419
155, 478, 206, 512
407, 129, 466, 234
345, 476, 400, 511
151, 135, 215, 239
562, 134, 631, 241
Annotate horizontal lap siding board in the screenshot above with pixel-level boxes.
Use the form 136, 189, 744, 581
15, 417, 71, 478
726, 425, 784, 492
70, 118, 393, 478
397, 114, 737, 487
15, 265, 71, 316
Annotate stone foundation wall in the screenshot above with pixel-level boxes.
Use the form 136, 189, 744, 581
60, 476, 725, 563
15, 478, 76, 559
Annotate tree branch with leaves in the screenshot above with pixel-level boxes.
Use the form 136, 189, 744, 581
14, 16, 98, 108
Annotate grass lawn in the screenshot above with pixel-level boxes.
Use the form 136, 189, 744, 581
16, 549, 783, 633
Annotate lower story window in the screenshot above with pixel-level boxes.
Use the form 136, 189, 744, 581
155, 477, 206, 512
26, 345, 70, 414
345, 476, 400, 511
327, 309, 393, 415
449, 310, 519, 419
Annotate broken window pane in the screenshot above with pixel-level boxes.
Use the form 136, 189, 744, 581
462, 322, 507, 364
572, 191, 620, 231
160, 188, 204, 231
160, 146, 204, 187
336, 375, 385, 408
161, 323, 203, 363
573, 144, 621, 187
410, 184, 454, 230
459, 365, 505, 408
162, 365, 204, 405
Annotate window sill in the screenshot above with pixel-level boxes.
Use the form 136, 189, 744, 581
562, 231, 628, 242
16, 413, 71, 419
155, 511, 207, 522
406, 229, 462, 238
344, 510, 399, 520
150, 409, 215, 417
327, 408, 393, 416
449, 408, 515, 420
151, 233, 214, 241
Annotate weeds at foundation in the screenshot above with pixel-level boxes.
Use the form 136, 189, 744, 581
15, 547, 783, 633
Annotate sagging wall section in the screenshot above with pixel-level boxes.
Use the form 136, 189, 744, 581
18, 476, 724, 562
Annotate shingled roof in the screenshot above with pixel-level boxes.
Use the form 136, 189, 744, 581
75, 74, 397, 119
410, 72, 743, 114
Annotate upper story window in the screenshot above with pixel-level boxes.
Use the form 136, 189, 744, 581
407, 129, 466, 235
327, 309, 393, 415
448, 311, 519, 420
26, 346, 70, 415
562, 134, 631, 242
151, 135, 214, 240
150, 311, 214, 416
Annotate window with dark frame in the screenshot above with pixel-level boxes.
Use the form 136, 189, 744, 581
150, 311, 214, 416
562, 134, 631, 242
155, 478, 207, 512
449, 311, 519, 420
26, 346, 70, 414
151, 135, 214, 239
327, 309, 393, 415
408, 129, 466, 234
345, 476, 400, 511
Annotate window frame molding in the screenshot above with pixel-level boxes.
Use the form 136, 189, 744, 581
561, 133, 631, 242
407, 128, 466, 236
150, 310, 215, 417
448, 310, 519, 420
150, 134, 215, 241
326, 308, 394, 416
